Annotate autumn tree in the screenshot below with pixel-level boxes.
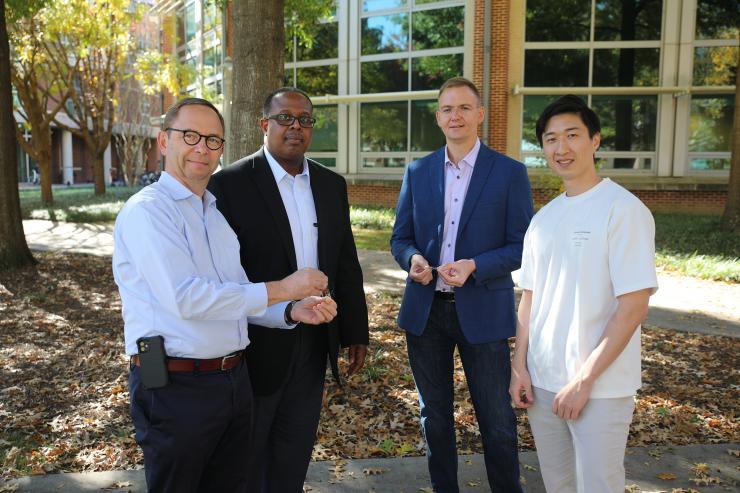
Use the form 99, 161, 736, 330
8, 0, 72, 205
228, 0, 334, 164
45, 0, 138, 196
0, 0, 34, 269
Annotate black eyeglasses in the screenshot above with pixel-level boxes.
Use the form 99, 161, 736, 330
166, 128, 225, 151
266, 114, 316, 128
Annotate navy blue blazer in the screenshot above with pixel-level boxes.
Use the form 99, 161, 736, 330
390, 143, 533, 343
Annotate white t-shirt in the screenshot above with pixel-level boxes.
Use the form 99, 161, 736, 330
519, 178, 658, 398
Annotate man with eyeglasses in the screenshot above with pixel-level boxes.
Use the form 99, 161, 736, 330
391, 77, 533, 492
208, 87, 369, 492
113, 97, 338, 493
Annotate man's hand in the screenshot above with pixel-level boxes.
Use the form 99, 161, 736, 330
409, 254, 433, 285
276, 268, 329, 300
344, 344, 367, 376
437, 259, 475, 287
291, 296, 337, 325
552, 377, 593, 420
509, 363, 534, 409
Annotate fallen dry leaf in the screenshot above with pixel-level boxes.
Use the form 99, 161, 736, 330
362, 467, 386, 475
657, 472, 677, 480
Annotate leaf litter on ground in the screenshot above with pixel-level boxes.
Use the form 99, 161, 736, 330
0, 252, 738, 479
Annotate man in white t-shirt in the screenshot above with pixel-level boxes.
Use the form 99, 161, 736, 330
509, 95, 658, 493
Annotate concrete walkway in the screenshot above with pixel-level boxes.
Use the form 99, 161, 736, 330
4, 444, 738, 492
24, 220, 740, 337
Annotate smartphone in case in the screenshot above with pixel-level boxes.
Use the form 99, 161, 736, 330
136, 336, 169, 389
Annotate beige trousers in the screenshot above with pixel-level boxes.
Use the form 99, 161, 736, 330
527, 387, 635, 493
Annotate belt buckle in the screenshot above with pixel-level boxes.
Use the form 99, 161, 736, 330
220, 353, 239, 371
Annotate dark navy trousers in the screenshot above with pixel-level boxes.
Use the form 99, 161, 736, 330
129, 358, 252, 493
406, 298, 522, 493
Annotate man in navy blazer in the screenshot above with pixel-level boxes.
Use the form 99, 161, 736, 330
391, 77, 532, 492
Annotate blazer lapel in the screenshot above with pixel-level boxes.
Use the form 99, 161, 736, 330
308, 161, 330, 277
250, 150, 298, 271
457, 145, 495, 240
429, 148, 446, 252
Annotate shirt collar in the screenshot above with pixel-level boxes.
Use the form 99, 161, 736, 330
444, 138, 481, 170
264, 146, 310, 182
158, 171, 217, 209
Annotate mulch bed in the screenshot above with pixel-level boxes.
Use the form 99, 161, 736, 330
1, 252, 737, 477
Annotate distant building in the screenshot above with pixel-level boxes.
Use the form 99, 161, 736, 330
152, 0, 737, 213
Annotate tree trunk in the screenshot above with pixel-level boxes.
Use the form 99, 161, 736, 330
93, 146, 106, 196
37, 127, 53, 204
720, 64, 740, 232
0, 0, 34, 269
228, 0, 285, 165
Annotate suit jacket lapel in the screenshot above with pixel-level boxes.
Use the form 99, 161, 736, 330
457, 145, 494, 240
308, 161, 330, 277
250, 149, 298, 271
429, 148, 446, 253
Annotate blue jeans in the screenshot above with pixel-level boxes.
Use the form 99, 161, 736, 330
406, 299, 522, 493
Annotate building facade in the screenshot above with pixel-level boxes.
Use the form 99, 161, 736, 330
155, 0, 737, 213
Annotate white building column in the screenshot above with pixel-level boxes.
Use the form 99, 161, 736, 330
104, 143, 112, 185
62, 130, 74, 185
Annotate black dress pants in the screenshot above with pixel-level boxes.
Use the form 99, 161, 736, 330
129, 359, 252, 493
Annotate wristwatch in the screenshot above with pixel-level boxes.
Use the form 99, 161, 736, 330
284, 300, 298, 325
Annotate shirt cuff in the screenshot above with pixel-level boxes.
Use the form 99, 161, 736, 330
242, 282, 268, 317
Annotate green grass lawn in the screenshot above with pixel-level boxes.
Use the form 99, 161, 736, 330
18, 188, 739, 282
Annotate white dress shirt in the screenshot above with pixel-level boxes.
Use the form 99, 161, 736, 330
264, 147, 319, 270
113, 171, 291, 359
436, 138, 481, 292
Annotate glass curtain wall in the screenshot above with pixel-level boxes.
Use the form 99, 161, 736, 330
358, 1, 464, 170
176, 0, 224, 105
521, 0, 663, 171
687, 0, 737, 172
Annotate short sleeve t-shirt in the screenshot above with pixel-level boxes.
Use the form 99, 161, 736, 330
519, 178, 658, 398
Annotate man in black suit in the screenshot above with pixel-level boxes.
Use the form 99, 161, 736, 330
208, 87, 369, 492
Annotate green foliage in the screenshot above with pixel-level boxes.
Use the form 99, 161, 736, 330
350, 206, 395, 230
285, 0, 335, 50
19, 186, 139, 222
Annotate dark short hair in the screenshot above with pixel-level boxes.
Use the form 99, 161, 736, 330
262, 87, 313, 117
438, 77, 481, 105
535, 95, 600, 147
162, 98, 225, 134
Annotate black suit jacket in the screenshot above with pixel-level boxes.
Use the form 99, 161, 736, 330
207, 149, 369, 395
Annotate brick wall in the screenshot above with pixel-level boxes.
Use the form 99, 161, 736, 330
347, 182, 727, 215
472, 0, 510, 154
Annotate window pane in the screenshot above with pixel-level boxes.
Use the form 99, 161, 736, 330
361, 102, 407, 151
592, 48, 660, 86
524, 50, 589, 86
362, 0, 406, 12
597, 156, 652, 170
185, 2, 196, 44
689, 96, 734, 152
362, 14, 408, 55
410, 100, 444, 151
412, 7, 464, 50
525, 0, 590, 42
693, 47, 738, 86
297, 65, 338, 95
411, 54, 463, 90
362, 157, 406, 168
297, 22, 339, 61
312, 157, 337, 168
362, 59, 408, 93
690, 158, 730, 171
594, 0, 662, 41
284, 68, 295, 86
591, 95, 657, 157
203, 1, 222, 33
696, 0, 740, 40
203, 45, 222, 76
309, 106, 338, 152
521, 95, 588, 153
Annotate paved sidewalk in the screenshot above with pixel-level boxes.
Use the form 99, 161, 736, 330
3, 444, 738, 492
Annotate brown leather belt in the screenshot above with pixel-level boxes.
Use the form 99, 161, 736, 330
130, 351, 243, 372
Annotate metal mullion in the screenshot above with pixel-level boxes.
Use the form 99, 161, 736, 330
591, 40, 662, 49
412, 0, 466, 13
360, 6, 408, 18
588, 0, 596, 105
360, 52, 411, 63
293, 59, 340, 68
693, 39, 740, 48
524, 42, 592, 50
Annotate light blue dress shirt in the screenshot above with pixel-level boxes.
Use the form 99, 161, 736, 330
264, 147, 319, 270
436, 138, 481, 292
113, 171, 291, 359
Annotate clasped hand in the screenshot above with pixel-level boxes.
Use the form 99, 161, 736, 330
409, 255, 476, 287
290, 296, 337, 325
